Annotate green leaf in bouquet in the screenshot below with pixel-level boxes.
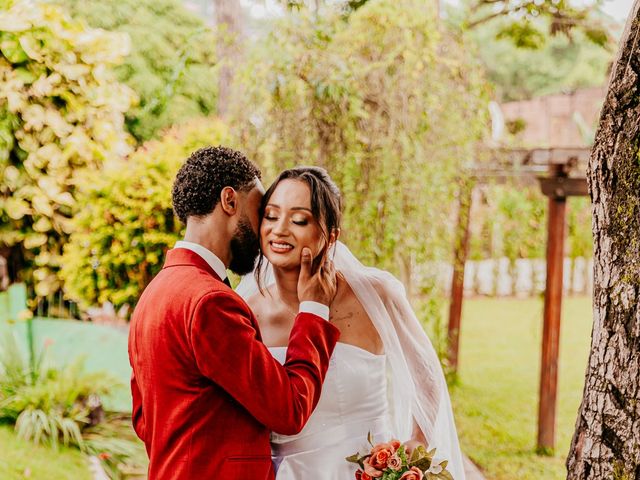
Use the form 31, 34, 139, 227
437, 470, 454, 480
345, 453, 360, 464
408, 444, 433, 471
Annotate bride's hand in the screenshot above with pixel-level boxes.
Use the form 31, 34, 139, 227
297, 247, 337, 307
403, 439, 425, 457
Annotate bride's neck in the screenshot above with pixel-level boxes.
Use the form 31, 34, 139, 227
272, 267, 300, 309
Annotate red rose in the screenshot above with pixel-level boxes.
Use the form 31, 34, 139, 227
355, 470, 363, 480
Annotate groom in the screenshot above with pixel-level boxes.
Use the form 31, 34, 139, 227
128, 146, 340, 478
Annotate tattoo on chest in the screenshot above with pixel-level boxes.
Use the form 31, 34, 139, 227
330, 311, 355, 323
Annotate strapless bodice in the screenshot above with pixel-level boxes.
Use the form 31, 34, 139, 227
269, 342, 389, 446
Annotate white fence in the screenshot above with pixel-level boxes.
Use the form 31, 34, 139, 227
417, 257, 593, 297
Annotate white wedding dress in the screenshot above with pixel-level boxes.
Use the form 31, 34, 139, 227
237, 242, 465, 480
269, 343, 393, 478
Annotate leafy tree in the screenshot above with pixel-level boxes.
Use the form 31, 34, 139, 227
464, 16, 614, 101
61, 118, 230, 311
0, 0, 134, 298
57, 0, 218, 142
462, 0, 611, 48
231, 0, 489, 294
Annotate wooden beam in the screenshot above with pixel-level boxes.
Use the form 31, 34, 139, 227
448, 179, 474, 374
537, 175, 567, 453
539, 177, 588, 198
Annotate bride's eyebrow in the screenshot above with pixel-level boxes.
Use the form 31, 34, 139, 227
265, 203, 312, 213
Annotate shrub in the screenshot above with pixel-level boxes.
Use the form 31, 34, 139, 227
0, 0, 135, 298
61, 117, 231, 312
57, 0, 218, 143
0, 331, 115, 450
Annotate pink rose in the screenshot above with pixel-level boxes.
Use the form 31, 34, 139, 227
387, 453, 402, 471
399, 467, 424, 480
390, 439, 401, 452
363, 458, 383, 478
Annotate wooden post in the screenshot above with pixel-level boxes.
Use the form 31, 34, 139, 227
448, 179, 473, 374
537, 166, 567, 453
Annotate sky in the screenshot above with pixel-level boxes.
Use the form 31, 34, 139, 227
244, 0, 635, 22
591, 0, 634, 20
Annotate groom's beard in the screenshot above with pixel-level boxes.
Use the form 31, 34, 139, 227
229, 216, 260, 276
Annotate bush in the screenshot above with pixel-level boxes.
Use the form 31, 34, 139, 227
61, 117, 231, 312
0, 330, 115, 450
57, 0, 218, 143
0, 0, 135, 298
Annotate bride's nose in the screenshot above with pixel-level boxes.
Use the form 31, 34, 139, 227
271, 217, 289, 236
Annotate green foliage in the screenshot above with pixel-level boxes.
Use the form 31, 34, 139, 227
465, 16, 613, 101
57, 0, 218, 143
232, 0, 489, 293
469, 184, 593, 262
0, 0, 134, 299
567, 196, 593, 259
61, 117, 231, 311
461, 0, 611, 49
0, 331, 116, 451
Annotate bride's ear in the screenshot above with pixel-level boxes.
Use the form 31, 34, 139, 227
329, 228, 340, 246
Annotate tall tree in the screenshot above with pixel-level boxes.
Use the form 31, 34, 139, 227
567, 1, 640, 478
214, 0, 243, 119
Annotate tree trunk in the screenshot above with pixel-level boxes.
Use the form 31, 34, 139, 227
214, 0, 243, 119
567, 1, 640, 478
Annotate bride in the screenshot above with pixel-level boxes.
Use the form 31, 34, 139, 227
237, 167, 465, 479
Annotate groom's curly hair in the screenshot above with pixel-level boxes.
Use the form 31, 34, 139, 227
172, 146, 261, 224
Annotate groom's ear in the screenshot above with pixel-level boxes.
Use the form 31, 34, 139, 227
220, 186, 238, 215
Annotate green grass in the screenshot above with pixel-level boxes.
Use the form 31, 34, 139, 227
450, 296, 592, 480
0, 425, 92, 479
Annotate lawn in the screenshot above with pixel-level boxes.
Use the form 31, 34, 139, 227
450, 296, 592, 480
0, 296, 592, 479
0, 425, 92, 479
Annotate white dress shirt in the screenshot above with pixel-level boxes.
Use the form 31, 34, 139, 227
173, 241, 330, 320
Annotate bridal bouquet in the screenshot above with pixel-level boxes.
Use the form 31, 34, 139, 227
346, 434, 453, 480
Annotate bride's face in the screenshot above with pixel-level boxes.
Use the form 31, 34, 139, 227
260, 179, 326, 270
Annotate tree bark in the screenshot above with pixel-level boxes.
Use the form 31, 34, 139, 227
567, 1, 640, 478
214, 0, 243, 119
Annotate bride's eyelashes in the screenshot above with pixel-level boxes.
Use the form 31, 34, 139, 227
262, 214, 310, 226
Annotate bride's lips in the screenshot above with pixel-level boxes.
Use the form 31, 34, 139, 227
269, 241, 295, 254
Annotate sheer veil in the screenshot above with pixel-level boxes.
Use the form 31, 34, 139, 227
236, 241, 465, 479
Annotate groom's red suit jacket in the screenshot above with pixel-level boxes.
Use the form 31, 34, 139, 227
128, 249, 340, 479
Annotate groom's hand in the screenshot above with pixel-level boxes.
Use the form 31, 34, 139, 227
297, 247, 337, 307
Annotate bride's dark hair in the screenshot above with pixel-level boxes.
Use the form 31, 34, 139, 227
255, 166, 342, 290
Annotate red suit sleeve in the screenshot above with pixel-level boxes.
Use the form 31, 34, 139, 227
190, 291, 340, 435
130, 371, 146, 443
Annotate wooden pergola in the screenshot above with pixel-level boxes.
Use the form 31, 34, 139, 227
447, 147, 589, 452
